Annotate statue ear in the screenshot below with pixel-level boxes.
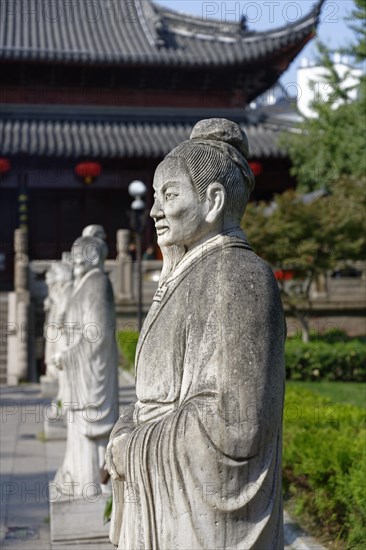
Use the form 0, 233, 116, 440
205, 182, 226, 223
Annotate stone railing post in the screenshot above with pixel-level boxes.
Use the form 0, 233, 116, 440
8, 228, 30, 383
115, 229, 133, 302
14, 227, 29, 292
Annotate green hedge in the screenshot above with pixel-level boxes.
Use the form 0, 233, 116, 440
283, 386, 366, 547
315, 328, 365, 344
285, 340, 366, 382
117, 330, 139, 373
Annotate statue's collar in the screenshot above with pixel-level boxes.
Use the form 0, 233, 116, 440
138, 229, 251, 368
163, 228, 251, 286
72, 267, 101, 295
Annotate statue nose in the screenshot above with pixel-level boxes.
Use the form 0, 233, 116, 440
150, 200, 164, 220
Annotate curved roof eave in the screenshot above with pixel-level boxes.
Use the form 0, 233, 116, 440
0, 0, 325, 67
151, 0, 325, 41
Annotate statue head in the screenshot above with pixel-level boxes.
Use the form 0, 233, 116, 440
151, 118, 254, 252
151, 119, 255, 285
53, 261, 73, 285
82, 224, 107, 241
71, 236, 108, 282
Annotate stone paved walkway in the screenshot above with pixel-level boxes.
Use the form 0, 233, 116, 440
0, 384, 326, 550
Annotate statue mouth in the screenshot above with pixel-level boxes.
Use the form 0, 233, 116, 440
156, 226, 169, 235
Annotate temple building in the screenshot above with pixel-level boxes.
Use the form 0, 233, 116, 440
0, 0, 325, 289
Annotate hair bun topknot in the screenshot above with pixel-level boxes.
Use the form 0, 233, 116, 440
190, 118, 249, 160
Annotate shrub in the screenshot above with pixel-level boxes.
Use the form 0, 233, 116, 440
317, 328, 359, 344
117, 330, 139, 373
283, 386, 366, 547
285, 340, 366, 382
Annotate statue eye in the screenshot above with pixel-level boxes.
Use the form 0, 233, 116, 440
165, 192, 175, 200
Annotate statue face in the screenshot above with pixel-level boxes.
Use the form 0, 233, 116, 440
72, 250, 93, 280
151, 158, 209, 250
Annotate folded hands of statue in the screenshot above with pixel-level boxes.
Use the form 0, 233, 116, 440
105, 433, 129, 481
53, 352, 63, 370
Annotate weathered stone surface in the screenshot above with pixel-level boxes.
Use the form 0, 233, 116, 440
107, 118, 286, 549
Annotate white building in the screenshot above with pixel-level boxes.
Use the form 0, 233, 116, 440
297, 53, 362, 118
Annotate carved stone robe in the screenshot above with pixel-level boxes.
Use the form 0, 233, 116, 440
44, 277, 73, 380
110, 234, 285, 549
56, 268, 119, 496
43, 282, 59, 380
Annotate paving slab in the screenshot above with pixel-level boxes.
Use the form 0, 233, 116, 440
0, 385, 53, 549
284, 511, 327, 550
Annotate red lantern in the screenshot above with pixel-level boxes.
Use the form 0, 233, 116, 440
274, 270, 295, 281
249, 161, 263, 177
0, 158, 11, 175
75, 161, 102, 184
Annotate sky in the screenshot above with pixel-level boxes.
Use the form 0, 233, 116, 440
154, 1, 357, 87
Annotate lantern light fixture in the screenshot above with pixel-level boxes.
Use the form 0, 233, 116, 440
249, 161, 263, 177
75, 161, 102, 184
128, 180, 147, 332
0, 158, 11, 176
128, 180, 147, 210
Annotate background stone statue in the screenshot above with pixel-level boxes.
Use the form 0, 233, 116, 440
55, 235, 119, 498
82, 224, 107, 242
43, 264, 59, 382
106, 118, 286, 549
43, 261, 73, 392
42, 261, 73, 426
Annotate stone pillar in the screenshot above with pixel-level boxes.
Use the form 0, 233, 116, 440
115, 230, 133, 302
312, 272, 328, 299
6, 292, 18, 385
8, 228, 30, 383
14, 228, 29, 292
16, 300, 29, 381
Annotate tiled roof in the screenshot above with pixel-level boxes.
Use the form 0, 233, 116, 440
0, 106, 286, 159
0, 0, 324, 66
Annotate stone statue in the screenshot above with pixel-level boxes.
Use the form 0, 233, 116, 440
43, 264, 60, 382
42, 261, 73, 398
106, 119, 286, 549
82, 224, 107, 242
54, 235, 119, 498
42, 261, 73, 426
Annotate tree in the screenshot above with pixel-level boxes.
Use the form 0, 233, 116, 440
345, 0, 366, 66
249, 1, 366, 341
283, 0, 366, 191
242, 177, 365, 342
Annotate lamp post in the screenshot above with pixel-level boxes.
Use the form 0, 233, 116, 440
128, 180, 147, 332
